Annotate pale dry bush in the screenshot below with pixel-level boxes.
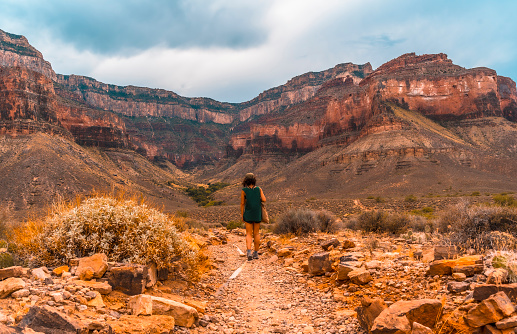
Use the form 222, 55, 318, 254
273, 208, 340, 235
13, 197, 202, 278
438, 200, 517, 252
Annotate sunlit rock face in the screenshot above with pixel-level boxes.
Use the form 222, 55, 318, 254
229, 53, 517, 155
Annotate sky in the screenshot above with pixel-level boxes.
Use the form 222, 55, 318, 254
0, 0, 516, 103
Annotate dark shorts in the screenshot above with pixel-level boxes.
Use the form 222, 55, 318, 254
245, 221, 260, 225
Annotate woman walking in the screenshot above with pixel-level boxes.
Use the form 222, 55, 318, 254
241, 173, 266, 261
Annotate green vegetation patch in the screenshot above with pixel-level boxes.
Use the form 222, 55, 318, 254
185, 182, 230, 207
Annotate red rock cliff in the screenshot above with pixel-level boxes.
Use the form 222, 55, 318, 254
230, 53, 517, 154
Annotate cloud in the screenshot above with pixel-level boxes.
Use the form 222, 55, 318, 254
0, 0, 516, 102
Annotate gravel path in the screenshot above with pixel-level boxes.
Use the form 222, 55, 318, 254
191, 233, 365, 334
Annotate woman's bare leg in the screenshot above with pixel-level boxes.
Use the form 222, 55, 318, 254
245, 222, 253, 250
253, 223, 260, 251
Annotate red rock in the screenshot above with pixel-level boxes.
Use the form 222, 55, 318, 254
371, 299, 443, 332
321, 238, 340, 251
356, 297, 388, 332
308, 252, 332, 276
473, 284, 517, 303
466, 291, 515, 327
0, 266, 23, 280
107, 264, 149, 296
427, 255, 483, 276
18, 305, 86, 333
412, 322, 433, 334
76, 253, 108, 281
348, 269, 373, 285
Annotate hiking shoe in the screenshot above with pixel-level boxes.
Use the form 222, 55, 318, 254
247, 250, 253, 261
253, 251, 259, 260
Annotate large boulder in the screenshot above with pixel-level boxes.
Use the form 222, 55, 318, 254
371, 299, 443, 333
0, 277, 25, 298
308, 252, 331, 276
76, 253, 108, 281
107, 264, 148, 296
466, 291, 515, 327
18, 305, 86, 333
356, 297, 387, 332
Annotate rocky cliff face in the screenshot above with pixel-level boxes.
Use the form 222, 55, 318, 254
229, 53, 517, 155
0, 29, 56, 81
0, 66, 129, 148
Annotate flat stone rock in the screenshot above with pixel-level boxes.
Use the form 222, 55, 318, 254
448, 281, 470, 293
0, 277, 25, 298
0, 266, 23, 280
371, 299, 442, 331
348, 269, 373, 285
151, 296, 199, 328
473, 284, 517, 303
337, 264, 358, 281
427, 255, 482, 276
496, 315, 517, 329
107, 264, 148, 296
74, 280, 112, 295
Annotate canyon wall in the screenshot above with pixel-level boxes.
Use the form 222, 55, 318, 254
230, 53, 517, 155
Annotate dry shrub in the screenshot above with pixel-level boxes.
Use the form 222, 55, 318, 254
438, 200, 517, 252
11, 196, 202, 279
273, 208, 340, 235
350, 210, 409, 235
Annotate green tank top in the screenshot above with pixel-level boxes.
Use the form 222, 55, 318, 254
242, 186, 262, 222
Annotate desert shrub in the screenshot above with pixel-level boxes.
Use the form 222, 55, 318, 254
438, 200, 517, 252
11, 197, 203, 278
351, 210, 409, 235
226, 220, 244, 230
0, 252, 14, 268
487, 251, 517, 283
410, 206, 435, 219
407, 215, 433, 232
273, 209, 339, 235
404, 195, 418, 202
493, 194, 517, 207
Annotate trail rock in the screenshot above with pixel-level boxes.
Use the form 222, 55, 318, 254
308, 252, 331, 276
342, 240, 356, 250
52, 266, 69, 277
412, 322, 433, 334
18, 305, 86, 333
348, 269, 373, 285
74, 280, 112, 295
448, 282, 470, 293
371, 299, 442, 332
128, 294, 153, 316
0, 277, 25, 298
11, 289, 30, 298
466, 291, 515, 327
452, 264, 484, 277
496, 315, 517, 329
356, 297, 387, 332
150, 296, 199, 327
107, 264, 148, 295
86, 291, 105, 307
321, 238, 340, 251
473, 284, 517, 303
337, 263, 358, 281
76, 253, 108, 281
427, 255, 483, 276
453, 272, 467, 282
278, 248, 292, 257
371, 311, 411, 334
31, 268, 50, 280
0, 266, 23, 280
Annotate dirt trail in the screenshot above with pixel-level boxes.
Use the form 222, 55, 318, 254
193, 233, 365, 334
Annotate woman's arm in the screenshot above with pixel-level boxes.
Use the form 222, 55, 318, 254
241, 190, 246, 220
260, 188, 266, 203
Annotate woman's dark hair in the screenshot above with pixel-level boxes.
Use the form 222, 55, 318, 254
242, 173, 256, 187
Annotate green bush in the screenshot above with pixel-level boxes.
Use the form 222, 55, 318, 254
493, 194, 517, 207
185, 182, 229, 206
12, 197, 203, 278
404, 195, 418, 202
0, 253, 14, 269
226, 221, 244, 230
